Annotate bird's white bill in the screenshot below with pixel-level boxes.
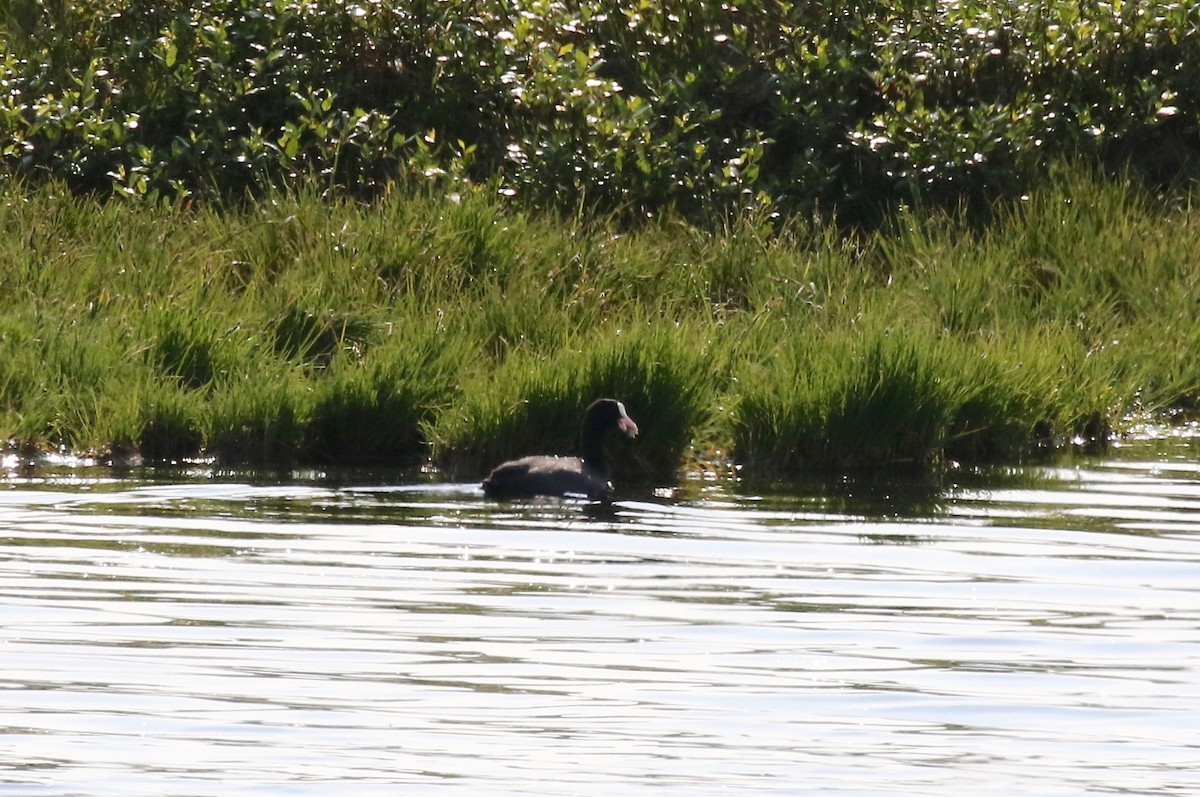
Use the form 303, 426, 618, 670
616, 402, 639, 438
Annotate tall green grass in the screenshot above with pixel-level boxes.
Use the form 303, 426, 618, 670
429, 319, 721, 481
732, 322, 1121, 471
3, 172, 1200, 476
303, 312, 471, 465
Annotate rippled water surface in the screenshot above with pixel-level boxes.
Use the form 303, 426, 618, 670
3, 434, 1200, 796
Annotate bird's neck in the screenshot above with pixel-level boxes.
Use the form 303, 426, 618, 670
579, 436, 608, 475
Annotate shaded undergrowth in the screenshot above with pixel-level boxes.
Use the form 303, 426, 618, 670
3, 171, 1200, 477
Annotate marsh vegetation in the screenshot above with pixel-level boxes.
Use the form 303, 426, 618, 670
2, 1, 1199, 476
3, 172, 1199, 475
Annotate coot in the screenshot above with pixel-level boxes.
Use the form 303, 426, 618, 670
481, 398, 639, 499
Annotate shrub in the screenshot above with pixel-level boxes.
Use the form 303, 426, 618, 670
3, 1, 1197, 221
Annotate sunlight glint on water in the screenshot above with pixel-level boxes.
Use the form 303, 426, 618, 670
2, 440, 1200, 795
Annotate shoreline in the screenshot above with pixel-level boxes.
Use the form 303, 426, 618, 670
3, 177, 1198, 476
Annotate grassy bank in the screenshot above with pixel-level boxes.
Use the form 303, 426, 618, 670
3, 171, 1199, 477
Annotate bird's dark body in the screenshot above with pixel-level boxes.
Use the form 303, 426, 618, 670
481, 455, 611, 499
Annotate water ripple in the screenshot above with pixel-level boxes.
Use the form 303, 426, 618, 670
2, 447, 1199, 795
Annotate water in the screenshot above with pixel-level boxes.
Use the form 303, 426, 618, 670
2, 432, 1200, 796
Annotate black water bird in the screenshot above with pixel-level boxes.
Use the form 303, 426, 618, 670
481, 399, 639, 499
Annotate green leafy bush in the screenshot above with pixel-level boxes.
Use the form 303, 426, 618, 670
3, 1, 1197, 221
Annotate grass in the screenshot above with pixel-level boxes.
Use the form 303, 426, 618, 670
3, 171, 1200, 477
430, 318, 721, 481
732, 321, 1119, 472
